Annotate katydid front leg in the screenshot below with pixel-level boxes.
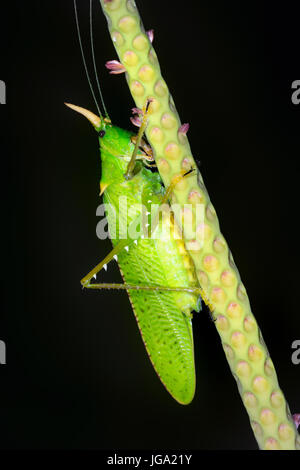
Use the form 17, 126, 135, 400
124, 99, 152, 180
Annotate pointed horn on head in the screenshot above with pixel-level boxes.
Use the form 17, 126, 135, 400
65, 103, 101, 130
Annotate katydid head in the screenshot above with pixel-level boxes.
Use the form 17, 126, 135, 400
98, 124, 141, 195
65, 103, 138, 195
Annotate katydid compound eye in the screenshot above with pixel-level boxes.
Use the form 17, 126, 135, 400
99, 130, 106, 138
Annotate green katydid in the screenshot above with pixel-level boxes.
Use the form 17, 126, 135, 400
66, 2, 212, 406
65, 99, 209, 405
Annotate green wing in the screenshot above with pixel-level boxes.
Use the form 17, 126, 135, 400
117, 236, 196, 405
102, 166, 200, 404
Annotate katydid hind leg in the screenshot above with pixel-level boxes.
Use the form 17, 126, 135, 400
82, 281, 214, 319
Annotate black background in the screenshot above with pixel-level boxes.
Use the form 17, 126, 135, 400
0, 0, 299, 451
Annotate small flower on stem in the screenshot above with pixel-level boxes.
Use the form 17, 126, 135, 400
132, 107, 143, 116
147, 29, 154, 43
130, 116, 142, 127
178, 123, 190, 136
130, 107, 143, 127
293, 413, 300, 429
105, 60, 126, 74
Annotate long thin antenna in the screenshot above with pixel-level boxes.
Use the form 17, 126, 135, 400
73, 0, 103, 119
90, 0, 109, 119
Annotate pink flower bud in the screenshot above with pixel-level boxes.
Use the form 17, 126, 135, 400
147, 29, 154, 43
105, 60, 126, 75
293, 413, 300, 429
178, 123, 190, 136
131, 107, 143, 116
130, 116, 142, 127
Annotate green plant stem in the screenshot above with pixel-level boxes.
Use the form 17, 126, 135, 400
99, 0, 299, 450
